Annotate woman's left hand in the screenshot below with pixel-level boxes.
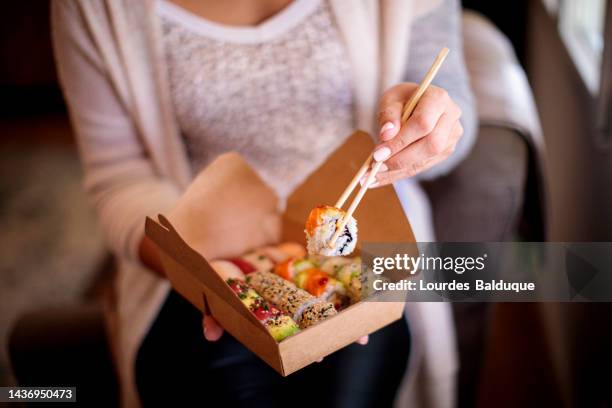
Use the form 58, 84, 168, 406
363, 83, 463, 187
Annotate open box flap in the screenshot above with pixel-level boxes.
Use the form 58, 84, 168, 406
145, 214, 270, 336
283, 130, 415, 244
167, 152, 282, 259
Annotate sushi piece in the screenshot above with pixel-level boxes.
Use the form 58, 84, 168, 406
299, 301, 338, 328
305, 206, 357, 256
266, 314, 300, 341
273, 257, 318, 281
275, 258, 349, 309
276, 242, 307, 259
247, 271, 312, 319
260, 246, 291, 263
332, 259, 363, 303
278, 287, 315, 317
242, 251, 275, 273
320, 256, 365, 303
319, 256, 352, 276
226, 278, 265, 309
294, 268, 347, 302
209, 260, 246, 281
247, 271, 337, 329
226, 278, 299, 341
226, 258, 257, 274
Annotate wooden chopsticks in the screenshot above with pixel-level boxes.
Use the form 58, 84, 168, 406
329, 47, 450, 248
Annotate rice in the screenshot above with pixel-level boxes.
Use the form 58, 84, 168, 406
247, 271, 336, 327
298, 301, 338, 329
305, 206, 358, 256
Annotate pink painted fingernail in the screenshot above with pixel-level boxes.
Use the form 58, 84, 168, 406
380, 122, 398, 141
368, 181, 380, 189
373, 147, 391, 162
378, 163, 388, 172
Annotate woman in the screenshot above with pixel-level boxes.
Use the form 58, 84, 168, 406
52, 0, 475, 406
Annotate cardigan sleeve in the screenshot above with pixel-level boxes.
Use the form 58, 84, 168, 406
404, 0, 477, 180
51, 0, 181, 263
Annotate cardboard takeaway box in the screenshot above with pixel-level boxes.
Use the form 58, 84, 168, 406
145, 131, 415, 376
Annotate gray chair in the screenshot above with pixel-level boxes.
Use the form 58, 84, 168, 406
422, 11, 547, 408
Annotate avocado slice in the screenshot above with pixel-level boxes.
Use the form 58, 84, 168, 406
267, 315, 300, 341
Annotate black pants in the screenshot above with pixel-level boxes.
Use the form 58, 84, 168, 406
135, 291, 411, 408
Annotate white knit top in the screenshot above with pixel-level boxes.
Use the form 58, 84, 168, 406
158, 0, 355, 203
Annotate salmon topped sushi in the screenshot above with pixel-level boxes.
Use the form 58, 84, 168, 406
305, 205, 357, 256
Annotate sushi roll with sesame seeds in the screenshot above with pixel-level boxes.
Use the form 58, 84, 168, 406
299, 301, 338, 329
246, 271, 337, 328
225, 278, 299, 341
278, 287, 313, 317
305, 206, 357, 256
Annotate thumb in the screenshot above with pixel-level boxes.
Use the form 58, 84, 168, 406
202, 315, 223, 341
356, 335, 369, 346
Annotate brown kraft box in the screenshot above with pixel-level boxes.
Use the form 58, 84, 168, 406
145, 131, 415, 376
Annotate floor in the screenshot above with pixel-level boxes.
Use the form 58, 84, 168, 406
0, 113, 106, 386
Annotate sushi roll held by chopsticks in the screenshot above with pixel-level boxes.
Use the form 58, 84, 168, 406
304, 48, 450, 257
305, 206, 357, 256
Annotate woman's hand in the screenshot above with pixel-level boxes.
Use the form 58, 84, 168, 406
364, 83, 463, 187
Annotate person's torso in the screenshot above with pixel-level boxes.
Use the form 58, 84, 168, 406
158, 0, 355, 202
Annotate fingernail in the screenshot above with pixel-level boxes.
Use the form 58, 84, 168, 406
368, 181, 380, 189
380, 122, 394, 133
380, 122, 398, 141
379, 163, 388, 172
373, 147, 391, 162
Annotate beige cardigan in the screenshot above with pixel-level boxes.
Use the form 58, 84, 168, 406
51, 1, 461, 407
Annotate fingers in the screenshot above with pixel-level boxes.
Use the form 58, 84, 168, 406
374, 86, 456, 163
356, 335, 369, 346
202, 315, 224, 341
373, 150, 451, 187
384, 111, 456, 172
371, 121, 463, 186
377, 84, 418, 142
359, 163, 387, 188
